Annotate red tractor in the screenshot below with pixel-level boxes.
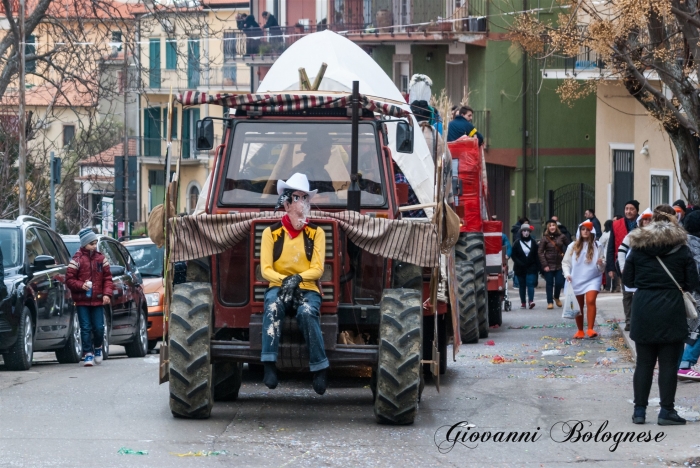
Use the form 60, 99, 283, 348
158, 89, 462, 424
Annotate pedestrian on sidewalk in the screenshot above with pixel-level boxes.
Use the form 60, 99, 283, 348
66, 228, 113, 367
585, 208, 602, 240
538, 219, 570, 309
562, 221, 605, 339
599, 220, 616, 292
618, 208, 652, 273
551, 215, 572, 242
677, 210, 700, 382
673, 199, 687, 227
511, 223, 540, 309
622, 204, 699, 425
606, 200, 640, 330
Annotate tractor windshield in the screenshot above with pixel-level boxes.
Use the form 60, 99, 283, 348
219, 121, 385, 207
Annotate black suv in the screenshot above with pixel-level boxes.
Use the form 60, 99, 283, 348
0, 216, 83, 370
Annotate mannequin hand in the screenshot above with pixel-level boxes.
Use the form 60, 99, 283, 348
279, 274, 302, 304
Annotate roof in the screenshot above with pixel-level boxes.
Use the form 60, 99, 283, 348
2, 81, 96, 107
122, 237, 156, 247
1, 0, 134, 20
80, 141, 137, 167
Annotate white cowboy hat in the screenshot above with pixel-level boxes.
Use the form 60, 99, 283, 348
276, 173, 318, 198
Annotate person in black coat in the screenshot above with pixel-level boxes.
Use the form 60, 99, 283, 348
511, 223, 540, 309
623, 204, 700, 426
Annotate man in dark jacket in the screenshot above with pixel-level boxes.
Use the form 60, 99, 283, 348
511, 224, 540, 309
447, 106, 484, 145
607, 199, 639, 330
551, 215, 572, 242
623, 210, 699, 425
673, 200, 687, 227
262, 11, 281, 39
585, 208, 602, 240
66, 228, 113, 366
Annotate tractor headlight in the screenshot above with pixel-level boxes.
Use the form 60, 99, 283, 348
145, 292, 160, 307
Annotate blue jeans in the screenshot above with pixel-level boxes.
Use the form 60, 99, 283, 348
261, 287, 329, 372
679, 339, 700, 369
77, 305, 104, 355
516, 273, 537, 304
543, 269, 565, 304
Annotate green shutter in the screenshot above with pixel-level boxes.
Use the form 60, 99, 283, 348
181, 109, 190, 158
25, 35, 36, 73
150, 185, 165, 210
166, 40, 177, 70
149, 38, 161, 88
172, 109, 178, 139
144, 107, 161, 156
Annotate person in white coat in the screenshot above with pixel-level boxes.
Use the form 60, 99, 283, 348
562, 221, 605, 339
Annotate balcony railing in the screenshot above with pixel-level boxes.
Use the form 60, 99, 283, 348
145, 65, 250, 90
126, 136, 220, 160
472, 109, 490, 148
542, 48, 605, 77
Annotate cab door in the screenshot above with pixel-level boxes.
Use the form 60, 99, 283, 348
36, 228, 72, 341
24, 228, 57, 342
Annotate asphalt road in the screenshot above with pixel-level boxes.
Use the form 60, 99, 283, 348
2, 287, 700, 467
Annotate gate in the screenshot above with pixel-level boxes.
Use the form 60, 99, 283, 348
547, 183, 595, 235
613, 149, 634, 217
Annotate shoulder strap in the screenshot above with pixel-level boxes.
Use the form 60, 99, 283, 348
545, 236, 564, 256
656, 256, 683, 292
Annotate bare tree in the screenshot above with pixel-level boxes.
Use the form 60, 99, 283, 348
509, 0, 700, 203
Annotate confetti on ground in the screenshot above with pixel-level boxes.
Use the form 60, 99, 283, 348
606, 347, 618, 351
118, 448, 148, 455
484, 340, 495, 346
573, 358, 588, 363
491, 355, 513, 364
576, 351, 588, 356
172, 451, 228, 457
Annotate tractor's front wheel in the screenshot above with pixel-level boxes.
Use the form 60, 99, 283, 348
168, 282, 214, 419
374, 289, 422, 425
456, 260, 479, 344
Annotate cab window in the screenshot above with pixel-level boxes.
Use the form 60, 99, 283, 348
36, 229, 62, 265
25, 228, 45, 264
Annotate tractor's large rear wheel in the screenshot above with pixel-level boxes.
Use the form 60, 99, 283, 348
168, 282, 214, 419
456, 260, 479, 344
213, 362, 243, 401
374, 289, 422, 425
457, 232, 489, 338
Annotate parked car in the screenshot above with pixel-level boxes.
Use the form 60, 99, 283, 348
122, 237, 165, 350
62, 235, 80, 256
1, 216, 82, 370
61, 233, 150, 360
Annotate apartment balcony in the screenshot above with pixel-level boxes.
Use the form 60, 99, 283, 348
127, 136, 219, 163
541, 48, 605, 79
144, 65, 250, 93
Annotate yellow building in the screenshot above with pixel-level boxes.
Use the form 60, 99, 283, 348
133, 1, 251, 219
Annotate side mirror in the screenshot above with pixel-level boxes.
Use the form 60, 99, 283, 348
396, 121, 413, 153
32, 255, 56, 273
196, 119, 215, 151
110, 265, 125, 277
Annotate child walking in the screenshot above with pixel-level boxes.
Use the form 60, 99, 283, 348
66, 228, 113, 367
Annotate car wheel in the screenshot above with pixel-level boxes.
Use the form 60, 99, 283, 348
56, 312, 82, 363
102, 309, 111, 360
3, 307, 33, 371
125, 310, 148, 358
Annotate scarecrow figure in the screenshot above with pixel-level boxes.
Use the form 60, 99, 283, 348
260, 173, 329, 395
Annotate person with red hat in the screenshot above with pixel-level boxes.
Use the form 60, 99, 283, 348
562, 221, 605, 339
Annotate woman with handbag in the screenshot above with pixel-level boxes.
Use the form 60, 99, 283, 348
538, 219, 571, 309
562, 221, 605, 339
622, 204, 700, 425
677, 209, 700, 382
511, 224, 540, 309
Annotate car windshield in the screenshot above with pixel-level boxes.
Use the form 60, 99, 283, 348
219, 121, 385, 207
0, 227, 21, 269
125, 244, 164, 277
64, 241, 80, 256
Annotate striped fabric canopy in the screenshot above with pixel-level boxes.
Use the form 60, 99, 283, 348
176, 91, 410, 118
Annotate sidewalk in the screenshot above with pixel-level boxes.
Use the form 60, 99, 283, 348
595, 291, 636, 361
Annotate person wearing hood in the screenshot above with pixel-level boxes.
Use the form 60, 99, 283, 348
622, 204, 699, 426
673, 200, 687, 226
511, 216, 529, 244
677, 210, 700, 382
562, 221, 605, 339
607, 199, 640, 329
538, 219, 571, 309
510, 224, 540, 309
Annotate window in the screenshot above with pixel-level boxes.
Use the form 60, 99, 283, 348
25, 228, 45, 264
188, 184, 200, 214
99, 240, 126, 268
166, 40, 177, 70
651, 172, 671, 207
25, 35, 36, 73
63, 125, 75, 148
392, 55, 412, 93
111, 31, 122, 52
36, 229, 61, 264
149, 38, 161, 88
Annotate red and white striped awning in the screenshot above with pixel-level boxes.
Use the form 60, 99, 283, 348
175, 91, 410, 119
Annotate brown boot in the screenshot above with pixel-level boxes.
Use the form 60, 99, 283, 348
547, 303, 554, 309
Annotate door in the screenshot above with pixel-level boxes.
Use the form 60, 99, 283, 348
24, 228, 55, 342
98, 240, 129, 336
149, 38, 161, 88
49, 230, 76, 338
144, 107, 161, 157
111, 241, 137, 332
613, 149, 634, 217
35, 228, 70, 340
187, 38, 200, 88
445, 55, 467, 105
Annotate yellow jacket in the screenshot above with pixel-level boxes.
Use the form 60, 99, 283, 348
260, 223, 325, 293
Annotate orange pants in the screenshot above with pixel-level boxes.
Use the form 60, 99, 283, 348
575, 291, 598, 331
